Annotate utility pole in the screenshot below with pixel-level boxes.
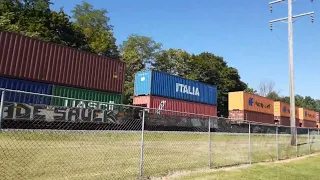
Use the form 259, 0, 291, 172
269, 0, 314, 146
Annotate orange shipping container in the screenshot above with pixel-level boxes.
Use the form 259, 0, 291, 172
228, 91, 274, 115
274, 101, 299, 119
298, 108, 316, 121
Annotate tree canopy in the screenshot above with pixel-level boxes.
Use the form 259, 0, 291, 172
154, 51, 247, 117
1, 0, 319, 116
71, 1, 119, 58
0, 0, 90, 50
119, 34, 162, 104
250, 84, 320, 112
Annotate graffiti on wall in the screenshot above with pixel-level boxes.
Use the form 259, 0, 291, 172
2, 102, 122, 123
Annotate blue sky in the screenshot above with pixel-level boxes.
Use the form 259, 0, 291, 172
51, 0, 320, 99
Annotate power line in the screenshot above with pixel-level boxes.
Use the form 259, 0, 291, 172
268, 0, 314, 146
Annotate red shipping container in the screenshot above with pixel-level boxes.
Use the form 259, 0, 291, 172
300, 120, 317, 128
274, 116, 299, 127
0, 31, 125, 93
133, 95, 217, 117
228, 110, 274, 125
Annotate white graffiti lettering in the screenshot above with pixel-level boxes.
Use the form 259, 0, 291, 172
176, 83, 200, 96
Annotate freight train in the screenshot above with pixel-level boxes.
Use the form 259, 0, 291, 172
0, 30, 319, 132
228, 91, 319, 128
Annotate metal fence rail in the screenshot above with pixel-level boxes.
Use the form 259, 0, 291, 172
0, 89, 319, 179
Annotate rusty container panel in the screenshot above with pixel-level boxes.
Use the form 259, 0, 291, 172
0, 31, 125, 93
274, 101, 299, 118
274, 116, 299, 126
300, 120, 317, 128
228, 110, 274, 124
133, 95, 217, 117
298, 108, 316, 121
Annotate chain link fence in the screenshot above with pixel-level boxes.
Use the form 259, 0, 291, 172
0, 89, 320, 179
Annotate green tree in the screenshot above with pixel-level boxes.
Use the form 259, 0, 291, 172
153, 48, 192, 77
72, 1, 119, 58
244, 84, 257, 94
120, 34, 162, 104
315, 100, 320, 112
280, 95, 319, 111
187, 52, 247, 117
303, 96, 317, 110
295, 95, 305, 107
0, 0, 89, 50
266, 91, 281, 101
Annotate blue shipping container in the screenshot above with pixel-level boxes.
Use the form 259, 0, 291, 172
134, 70, 217, 105
0, 77, 52, 105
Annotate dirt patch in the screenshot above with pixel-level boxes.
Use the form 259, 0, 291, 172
151, 153, 320, 180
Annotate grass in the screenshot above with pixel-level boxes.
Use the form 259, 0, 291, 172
0, 130, 319, 179
175, 154, 320, 180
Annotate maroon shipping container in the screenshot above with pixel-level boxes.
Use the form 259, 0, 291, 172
274, 116, 299, 126
133, 95, 217, 117
0, 31, 125, 93
300, 120, 317, 128
228, 110, 274, 124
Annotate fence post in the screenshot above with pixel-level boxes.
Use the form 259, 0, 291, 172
296, 127, 298, 157
276, 126, 279, 161
139, 109, 146, 178
0, 89, 5, 129
308, 128, 311, 154
208, 117, 212, 168
248, 122, 252, 164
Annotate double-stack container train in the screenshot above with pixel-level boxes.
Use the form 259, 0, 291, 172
133, 70, 218, 131
228, 91, 319, 128
0, 30, 126, 130
298, 108, 317, 128
274, 101, 299, 126
228, 91, 274, 124
1, 30, 320, 131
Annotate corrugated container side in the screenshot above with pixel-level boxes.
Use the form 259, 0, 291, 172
300, 120, 317, 128
228, 91, 244, 110
0, 31, 125, 93
274, 102, 281, 116
243, 92, 274, 115
134, 70, 217, 105
134, 71, 152, 96
228, 110, 274, 124
51, 85, 123, 107
274, 116, 299, 126
298, 108, 316, 121
274, 101, 299, 119
0, 77, 52, 104
133, 95, 217, 117
228, 91, 274, 115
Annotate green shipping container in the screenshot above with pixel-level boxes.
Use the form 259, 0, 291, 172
51, 85, 123, 108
